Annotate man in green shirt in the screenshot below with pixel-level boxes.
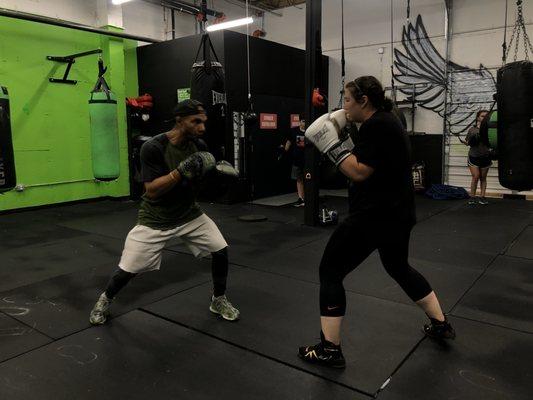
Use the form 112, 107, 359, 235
89, 99, 239, 324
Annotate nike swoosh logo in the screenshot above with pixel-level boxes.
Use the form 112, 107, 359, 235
327, 306, 339, 311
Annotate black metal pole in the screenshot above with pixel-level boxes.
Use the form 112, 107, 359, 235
304, 0, 322, 226
0, 7, 160, 43
171, 8, 176, 39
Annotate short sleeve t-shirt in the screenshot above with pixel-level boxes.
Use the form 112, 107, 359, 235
137, 133, 203, 230
348, 110, 416, 225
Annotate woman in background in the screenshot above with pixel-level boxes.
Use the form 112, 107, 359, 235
465, 110, 491, 205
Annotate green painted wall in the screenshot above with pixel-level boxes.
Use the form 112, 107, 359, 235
0, 17, 139, 211
124, 39, 139, 98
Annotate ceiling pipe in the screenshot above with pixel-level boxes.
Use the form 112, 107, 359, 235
0, 7, 160, 42
143, 0, 224, 18
225, 0, 283, 17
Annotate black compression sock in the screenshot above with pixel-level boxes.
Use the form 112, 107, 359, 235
105, 268, 137, 299
211, 247, 229, 297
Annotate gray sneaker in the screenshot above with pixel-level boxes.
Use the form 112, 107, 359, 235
209, 295, 240, 321
89, 292, 111, 325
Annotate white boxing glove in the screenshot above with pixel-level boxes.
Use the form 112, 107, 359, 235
305, 110, 353, 167
215, 160, 239, 178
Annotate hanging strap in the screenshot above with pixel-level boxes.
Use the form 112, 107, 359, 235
337, 0, 345, 108
502, 0, 509, 64
389, 0, 396, 102
193, 33, 221, 75
91, 59, 113, 101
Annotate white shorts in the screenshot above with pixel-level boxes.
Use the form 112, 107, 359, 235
119, 214, 227, 274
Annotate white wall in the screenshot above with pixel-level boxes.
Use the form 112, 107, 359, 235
0, 0, 98, 25
2, 0, 532, 195
261, 0, 533, 196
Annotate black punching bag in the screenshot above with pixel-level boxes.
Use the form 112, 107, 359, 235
0, 86, 16, 193
190, 34, 226, 160
497, 61, 533, 191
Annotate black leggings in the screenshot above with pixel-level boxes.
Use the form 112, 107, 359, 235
319, 219, 432, 317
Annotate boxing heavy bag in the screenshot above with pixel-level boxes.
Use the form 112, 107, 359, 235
479, 110, 498, 159
487, 111, 498, 150
89, 60, 120, 181
0, 85, 16, 193
496, 61, 533, 191
190, 34, 226, 160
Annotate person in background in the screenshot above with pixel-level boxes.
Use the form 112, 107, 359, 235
281, 114, 306, 207
465, 110, 491, 205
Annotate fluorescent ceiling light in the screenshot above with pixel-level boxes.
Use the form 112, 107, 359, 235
206, 17, 253, 32
112, 0, 134, 5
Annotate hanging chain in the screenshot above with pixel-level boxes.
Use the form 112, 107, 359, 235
505, 0, 533, 62
514, 0, 523, 61
514, 22, 521, 61
337, 76, 345, 109
338, 0, 345, 109
505, 20, 518, 61
518, 0, 533, 60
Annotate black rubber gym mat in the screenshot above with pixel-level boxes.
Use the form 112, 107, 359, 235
413, 195, 463, 221
411, 209, 529, 255
167, 216, 329, 259
144, 267, 426, 395
452, 256, 533, 333
505, 225, 533, 259
481, 199, 533, 223
0, 234, 124, 292
0, 217, 89, 251
201, 195, 350, 222
1, 200, 138, 246
0, 310, 367, 400
39, 199, 140, 219
222, 238, 483, 313
378, 317, 533, 400
0, 312, 51, 363
341, 252, 483, 312
56, 209, 140, 239
0, 250, 216, 339
409, 233, 496, 271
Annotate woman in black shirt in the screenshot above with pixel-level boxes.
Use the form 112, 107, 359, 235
299, 76, 455, 368
465, 110, 491, 205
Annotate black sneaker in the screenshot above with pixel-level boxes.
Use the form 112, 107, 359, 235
478, 197, 489, 205
423, 318, 456, 340
468, 197, 478, 205
298, 332, 346, 368
293, 198, 305, 207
